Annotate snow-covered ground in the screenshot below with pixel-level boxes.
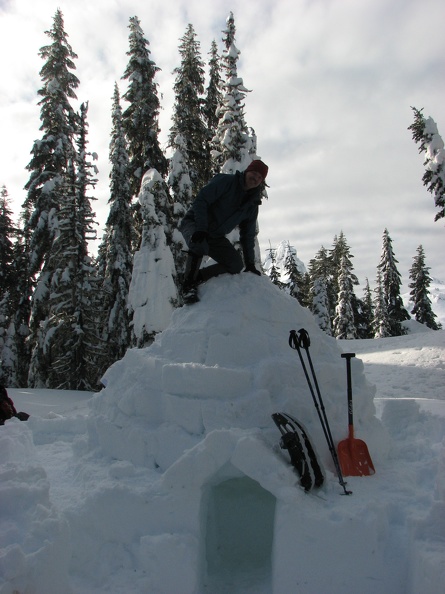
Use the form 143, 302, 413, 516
1, 274, 444, 594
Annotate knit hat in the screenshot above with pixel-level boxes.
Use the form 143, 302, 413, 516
245, 159, 269, 180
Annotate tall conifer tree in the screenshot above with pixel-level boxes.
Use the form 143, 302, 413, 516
97, 84, 134, 371
283, 242, 304, 301
312, 276, 332, 336
29, 103, 100, 389
310, 246, 336, 324
213, 12, 254, 173
204, 40, 223, 179
373, 271, 391, 338
333, 255, 356, 339
0, 187, 17, 385
0, 187, 15, 293
408, 245, 441, 330
122, 16, 167, 197
21, 9, 81, 385
329, 232, 359, 318
309, 247, 333, 335
167, 133, 193, 282
169, 24, 207, 194
23, 9, 79, 277
359, 278, 375, 339
377, 229, 410, 336
8, 218, 32, 387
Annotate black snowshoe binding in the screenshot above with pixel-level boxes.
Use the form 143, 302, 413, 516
272, 412, 324, 492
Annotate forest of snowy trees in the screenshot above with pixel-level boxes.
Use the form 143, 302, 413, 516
0, 10, 442, 390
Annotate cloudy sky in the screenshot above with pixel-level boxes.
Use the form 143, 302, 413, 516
1, 0, 444, 292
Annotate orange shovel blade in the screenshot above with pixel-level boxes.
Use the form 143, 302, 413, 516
338, 432, 375, 477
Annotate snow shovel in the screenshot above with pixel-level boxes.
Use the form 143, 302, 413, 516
338, 353, 375, 477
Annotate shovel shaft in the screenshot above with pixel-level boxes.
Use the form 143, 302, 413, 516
348, 424, 355, 440
341, 353, 355, 426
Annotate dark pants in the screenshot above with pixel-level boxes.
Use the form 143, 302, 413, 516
199, 235, 244, 281
180, 220, 243, 282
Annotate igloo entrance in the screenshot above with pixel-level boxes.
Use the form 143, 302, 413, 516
203, 475, 276, 592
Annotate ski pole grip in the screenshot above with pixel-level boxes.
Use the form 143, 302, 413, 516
289, 330, 299, 349
298, 328, 310, 349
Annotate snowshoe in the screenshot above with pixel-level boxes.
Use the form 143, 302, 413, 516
272, 412, 324, 492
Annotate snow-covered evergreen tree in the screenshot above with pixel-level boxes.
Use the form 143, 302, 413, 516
283, 242, 304, 301
329, 232, 359, 323
309, 246, 335, 322
265, 244, 283, 288
22, 9, 79, 278
29, 102, 100, 389
122, 16, 167, 197
97, 84, 135, 372
212, 12, 255, 173
0, 187, 16, 384
167, 133, 193, 283
377, 228, 410, 336
7, 222, 32, 387
373, 271, 391, 338
312, 276, 332, 336
358, 278, 375, 339
409, 107, 445, 222
333, 255, 356, 339
203, 40, 223, 180
169, 24, 208, 195
408, 245, 441, 330
0, 187, 15, 293
299, 272, 312, 309
21, 9, 81, 385
128, 170, 178, 348
263, 241, 305, 295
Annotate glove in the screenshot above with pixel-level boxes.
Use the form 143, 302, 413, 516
244, 263, 261, 276
191, 231, 209, 244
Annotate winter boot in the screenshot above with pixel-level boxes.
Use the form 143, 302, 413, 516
182, 252, 203, 304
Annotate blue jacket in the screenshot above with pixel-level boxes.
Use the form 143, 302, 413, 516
180, 171, 262, 264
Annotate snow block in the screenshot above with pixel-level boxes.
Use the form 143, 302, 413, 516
162, 362, 252, 399
273, 500, 391, 594
157, 330, 208, 363
200, 389, 273, 432
139, 533, 199, 594
163, 392, 204, 434
409, 539, 445, 594
205, 330, 271, 366
93, 416, 157, 468
154, 423, 201, 471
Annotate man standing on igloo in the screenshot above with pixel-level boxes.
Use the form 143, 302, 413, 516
179, 159, 269, 303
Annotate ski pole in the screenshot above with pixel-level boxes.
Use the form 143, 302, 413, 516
289, 329, 351, 495
289, 330, 334, 454
297, 329, 338, 453
296, 329, 351, 495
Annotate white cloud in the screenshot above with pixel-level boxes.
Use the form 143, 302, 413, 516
0, 0, 444, 292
